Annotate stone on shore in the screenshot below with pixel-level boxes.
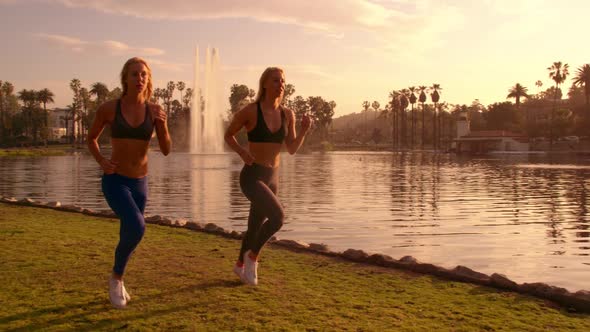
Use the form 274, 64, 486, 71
342, 249, 369, 261
490, 273, 519, 291
450, 265, 490, 284
46, 201, 61, 208
1, 196, 18, 203
308, 243, 330, 253
275, 239, 310, 250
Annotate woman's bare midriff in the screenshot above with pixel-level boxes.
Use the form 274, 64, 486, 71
248, 142, 283, 168
110, 138, 150, 178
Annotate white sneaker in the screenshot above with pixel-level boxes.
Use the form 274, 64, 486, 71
233, 263, 245, 282
122, 284, 131, 302
243, 250, 258, 286
109, 276, 127, 309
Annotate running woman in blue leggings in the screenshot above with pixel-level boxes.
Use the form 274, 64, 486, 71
87, 57, 171, 308
224, 67, 312, 285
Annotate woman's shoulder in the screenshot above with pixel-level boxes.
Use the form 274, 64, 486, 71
244, 102, 258, 111
97, 99, 118, 114
280, 105, 295, 117
237, 102, 257, 116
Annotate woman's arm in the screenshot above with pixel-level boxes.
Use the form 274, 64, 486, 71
151, 104, 171, 156
87, 101, 118, 173
284, 108, 312, 154
224, 105, 254, 164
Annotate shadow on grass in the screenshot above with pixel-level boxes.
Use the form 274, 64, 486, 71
72, 302, 208, 332
3, 279, 242, 331
6, 304, 199, 332
464, 283, 586, 318
0, 300, 105, 326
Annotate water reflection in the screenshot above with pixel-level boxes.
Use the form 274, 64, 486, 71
0, 151, 588, 291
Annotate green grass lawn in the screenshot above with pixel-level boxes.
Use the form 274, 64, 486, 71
1, 204, 589, 331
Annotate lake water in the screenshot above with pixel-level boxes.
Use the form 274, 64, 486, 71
1, 151, 588, 292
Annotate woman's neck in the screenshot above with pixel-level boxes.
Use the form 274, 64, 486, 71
261, 97, 281, 110
122, 93, 145, 105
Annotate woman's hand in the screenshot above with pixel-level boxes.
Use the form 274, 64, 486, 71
301, 113, 313, 134
151, 106, 167, 123
99, 158, 119, 174
239, 149, 255, 165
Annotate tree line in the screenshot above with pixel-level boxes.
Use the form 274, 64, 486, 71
1, 61, 587, 150
0, 79, 195, 148
0, 77, 337, 150
339, 62, 589, 150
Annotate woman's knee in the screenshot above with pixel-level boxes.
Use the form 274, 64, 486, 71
133, 217, 146, 240
269, 208, 285, 231
122, 213, 146, 241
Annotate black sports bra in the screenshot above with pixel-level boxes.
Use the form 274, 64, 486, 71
247, 102, 286, 144
111, 99, 154, 141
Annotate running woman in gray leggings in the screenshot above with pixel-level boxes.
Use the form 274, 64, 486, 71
224, 67, 312, 285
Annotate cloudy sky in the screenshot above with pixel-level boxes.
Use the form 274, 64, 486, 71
0, 0, 588, 116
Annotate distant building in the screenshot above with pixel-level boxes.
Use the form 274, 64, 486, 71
48, 108, 75, 142
454, 110, 530, 153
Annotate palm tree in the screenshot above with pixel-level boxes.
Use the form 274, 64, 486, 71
2, 82, 14, 97
18, 89, 39, 141
1, 82, 14, 138
535, 80, 543, 95
418, 86, 428, 149
387, 91, 401, 150
431, 84, 441, 150
573, 64, 590, 121
165, 81, 176, 117
37, 88, 54, 126
177, 81, 186, 106
69, 79, 83, 145
371, 101, 380, 132
408, 87, 417, 149
79, 87, 91, 140
37, 88, 54, 145
362, 101, 370, 142
547, 61, 569, 148
506, 83, 529, 109
506, 83, 529, 136
399, 90, 409, 149
183, 88, 193, 109
90, 82, 109, 105
438, 102, 449, 149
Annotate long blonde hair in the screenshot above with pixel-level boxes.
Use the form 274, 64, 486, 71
254, 67, 284, 103
120, 57, 153, 101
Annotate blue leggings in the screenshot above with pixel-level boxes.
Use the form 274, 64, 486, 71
102, 173, 148, 276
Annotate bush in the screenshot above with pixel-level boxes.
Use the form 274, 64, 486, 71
320, 141, 333, 152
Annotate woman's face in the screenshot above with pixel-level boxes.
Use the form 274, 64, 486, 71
264, 70, 285, 99
126, 62, 149, 95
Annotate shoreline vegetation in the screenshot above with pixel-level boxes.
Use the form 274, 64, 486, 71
0, 145, 73, 157
1, 203, 589, 331
2, 62, 589, 159
1, 199, 590, 319
1, 143, 590, 156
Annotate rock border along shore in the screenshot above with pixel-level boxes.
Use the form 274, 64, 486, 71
2, 196, 589, 313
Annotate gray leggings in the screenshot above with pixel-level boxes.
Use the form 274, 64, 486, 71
238, 163, 285, 262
